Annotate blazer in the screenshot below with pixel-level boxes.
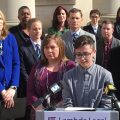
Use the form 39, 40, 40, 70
107, 46, 120, 101
96, 36, 120, 67
19, 40, 41, 97
83, 24, 102, 42
9, 24, 30, 47
0, 33, 20, 92
9, 24, 45, 47
62, 29, 96, 61
113, 22, 120, 40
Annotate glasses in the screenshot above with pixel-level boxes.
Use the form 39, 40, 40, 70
91, 16, 99, 18
75, 52, 93, 59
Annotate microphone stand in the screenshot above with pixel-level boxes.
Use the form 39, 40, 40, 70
110, 93, 120, 111
45, 95, 56, 111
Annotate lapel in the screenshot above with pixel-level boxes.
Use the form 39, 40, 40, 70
89, 25, 95, 34
96, 25, 101, 35
28, 41, 39, 61
17, 25, 30, 43
0, 38, 7, 67
80, 29, 86, 35
111, 37, 117, 48
68, 31, 74, 53
0, 55, 4, 67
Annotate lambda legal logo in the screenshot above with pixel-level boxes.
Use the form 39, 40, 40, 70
48, 117, 56, 120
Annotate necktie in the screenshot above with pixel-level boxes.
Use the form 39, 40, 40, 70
83, 71, 90, 107
35, 44, 41, 58
72, 33, 79, 53
72, 33, 79, 45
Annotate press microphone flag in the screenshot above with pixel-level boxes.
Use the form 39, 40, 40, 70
104, 82, 116, 95
104, 82, 120, 110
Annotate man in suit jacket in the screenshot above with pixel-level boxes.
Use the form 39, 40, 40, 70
107, 46, 120, 101
83, 9, 102, 42
96, 20, 120, 68
62, 8, 96, 61
19, 18, 42, 98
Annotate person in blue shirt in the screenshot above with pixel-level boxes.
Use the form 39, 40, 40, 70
62, 35, 113, 108
0, 10, 20, 111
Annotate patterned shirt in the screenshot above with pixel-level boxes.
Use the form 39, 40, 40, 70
103, 41, 112, 68
62, 63, 113, 108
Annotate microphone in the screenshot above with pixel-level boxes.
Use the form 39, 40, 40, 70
32, 81, 63, 109
104, 82, 120, 110
48, 81, 63, 95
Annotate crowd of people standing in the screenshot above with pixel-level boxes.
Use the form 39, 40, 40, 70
0, 5, 120, 120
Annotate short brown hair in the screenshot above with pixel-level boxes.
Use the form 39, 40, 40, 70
68, 8, 83, 18
101, 20, 114, 28
41, 34, 67, 66
90, 9, 101, 17
27, 18, 42, 30
74, 35, 95, 50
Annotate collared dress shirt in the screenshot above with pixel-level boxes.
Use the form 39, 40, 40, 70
62, 63, 113, 108
30, 38, 41, 58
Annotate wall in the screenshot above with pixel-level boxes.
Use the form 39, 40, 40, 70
93, 0, 120, 15
36, 0, 93, 33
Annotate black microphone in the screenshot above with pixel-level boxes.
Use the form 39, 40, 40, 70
32, 81, 63, 109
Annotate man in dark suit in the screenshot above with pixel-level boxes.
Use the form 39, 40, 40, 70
107, 46, 120, 101
83, 9, 102, 42
9, 6, 31, 47
96, 20, 120, 68
19, 18, 42, 98
62, 8, 96, 61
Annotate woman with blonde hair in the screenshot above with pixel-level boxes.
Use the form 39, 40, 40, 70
0, 10, 20, 119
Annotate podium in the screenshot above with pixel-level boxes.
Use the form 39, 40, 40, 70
35, 108, 119, 120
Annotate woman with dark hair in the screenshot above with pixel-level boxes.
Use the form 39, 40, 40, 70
26, 34, 75, 120
48, 6, 69, 35
113, 7, 120, 40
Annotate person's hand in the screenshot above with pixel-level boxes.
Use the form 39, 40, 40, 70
1, 89, 6, 99
35, 105, 44, 111
4, 88, 16, 100
4, 97, 14, 108
2, 88, 16, 108
55, 100, 63, 107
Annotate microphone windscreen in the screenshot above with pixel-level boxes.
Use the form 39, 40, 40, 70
104, 82, 116, 95
49, 81, 63, 94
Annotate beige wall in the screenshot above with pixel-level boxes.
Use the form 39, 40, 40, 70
73, 0, 93, 26
93, 0, 120, 15
0, 0, 35, 27
36, 0, 93, 33
1, 0, 118, 31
